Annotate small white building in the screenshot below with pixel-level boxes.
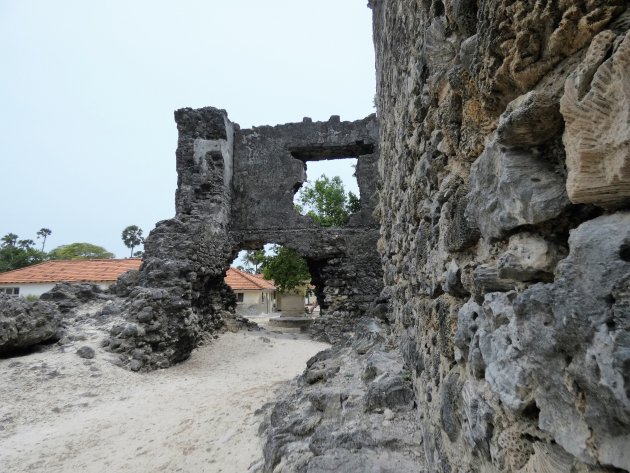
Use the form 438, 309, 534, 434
225, 268, 276, 314
0, 259, 142, 298
276, 283, 318, 316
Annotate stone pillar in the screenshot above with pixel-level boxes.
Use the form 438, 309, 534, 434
104, 107, 237, 371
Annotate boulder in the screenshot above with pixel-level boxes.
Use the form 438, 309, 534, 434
0, 294, 61, 355
76, 346, 96, 359
40, 283, 103, 313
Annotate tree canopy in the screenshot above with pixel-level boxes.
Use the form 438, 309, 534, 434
296, 175, 360, 227
261, 245, 310, 293
0, 233, 46, 272
48, 243, 114, 260
36, 228, 52, 252
243, 250, 265, 273
122, 225, 144, 258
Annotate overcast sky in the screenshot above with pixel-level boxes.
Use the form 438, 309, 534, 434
0, 1, 376, 258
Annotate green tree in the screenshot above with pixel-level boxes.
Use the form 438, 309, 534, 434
243, 249, 265, 273
36, 228, 52, 252
0, 233, 46, 271
48, 243, 114, 260
296, 175, 360, 227
18, 239, 35, 249
261, 245, 311, 293
347, 191, 361, 214
1, 233, 18, 248
121, 225, 144, 258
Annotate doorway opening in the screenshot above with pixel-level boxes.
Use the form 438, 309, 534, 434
229, 245, 318, 318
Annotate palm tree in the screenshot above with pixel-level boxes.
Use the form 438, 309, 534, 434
244, 250, 265, 273
36, 228, 52, 252
1, 233, 18, 248
17, 239, 35, 250
122, 225, 144, 258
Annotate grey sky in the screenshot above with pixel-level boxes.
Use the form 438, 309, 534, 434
0, 1, 375, 258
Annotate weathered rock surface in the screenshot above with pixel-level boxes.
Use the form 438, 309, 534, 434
40, 282, 104, 313
466, 137, 570, 240
461, 214, 630, 469
259, 319, 422, 473
372, 0, 630, 471
561, 25, 630, 207
0, 294, 61, 355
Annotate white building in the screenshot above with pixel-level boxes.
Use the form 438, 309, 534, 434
225, 268, 276, 314
0, 259, 142, 297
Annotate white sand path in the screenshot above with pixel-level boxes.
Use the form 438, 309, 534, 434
0, 328, 328, 473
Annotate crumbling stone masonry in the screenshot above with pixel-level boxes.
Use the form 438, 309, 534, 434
372, 1, 630, 471
231, 114, 382, 342
104, 110, 383, 370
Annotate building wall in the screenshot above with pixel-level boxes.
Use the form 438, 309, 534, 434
373, 1, 629, 471
108, 107, 384, 369
0, 282, 111, 298
104, 107, 239, 371
276, 292, 304, 316
235, 289, 275, 314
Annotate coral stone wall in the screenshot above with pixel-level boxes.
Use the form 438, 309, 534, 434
106, 110, 385, 368
230, 115, 383, 341
104, 107, 238, 371
372, 1, 630, 471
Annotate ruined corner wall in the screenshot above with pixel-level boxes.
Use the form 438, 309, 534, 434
373, 1, 630, 472
104, 107, 237, 371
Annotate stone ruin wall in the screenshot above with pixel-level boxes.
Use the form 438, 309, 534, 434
372, 0, 630, 471
230, 114, 383, 341
103, 109, 384, 369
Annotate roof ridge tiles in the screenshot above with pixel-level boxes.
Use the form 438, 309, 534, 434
226, 268, 276, 290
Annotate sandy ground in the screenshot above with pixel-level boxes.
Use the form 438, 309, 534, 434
0, 323, 329, 473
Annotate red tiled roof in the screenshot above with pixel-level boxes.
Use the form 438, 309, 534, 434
0, 259, 142, 284
225, 268, 276, 291
0, 260, 278, 291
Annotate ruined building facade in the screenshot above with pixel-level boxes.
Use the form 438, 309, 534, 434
104, 1, 630, 471
104, 111, 383, 368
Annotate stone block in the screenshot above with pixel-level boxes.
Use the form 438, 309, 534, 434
473, 264, 517, 294
497, 233, 566, 282
561, 30, 630, 207
444, 260, 470, 298
466, 137, 570, 240
496, 91, 563, 147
